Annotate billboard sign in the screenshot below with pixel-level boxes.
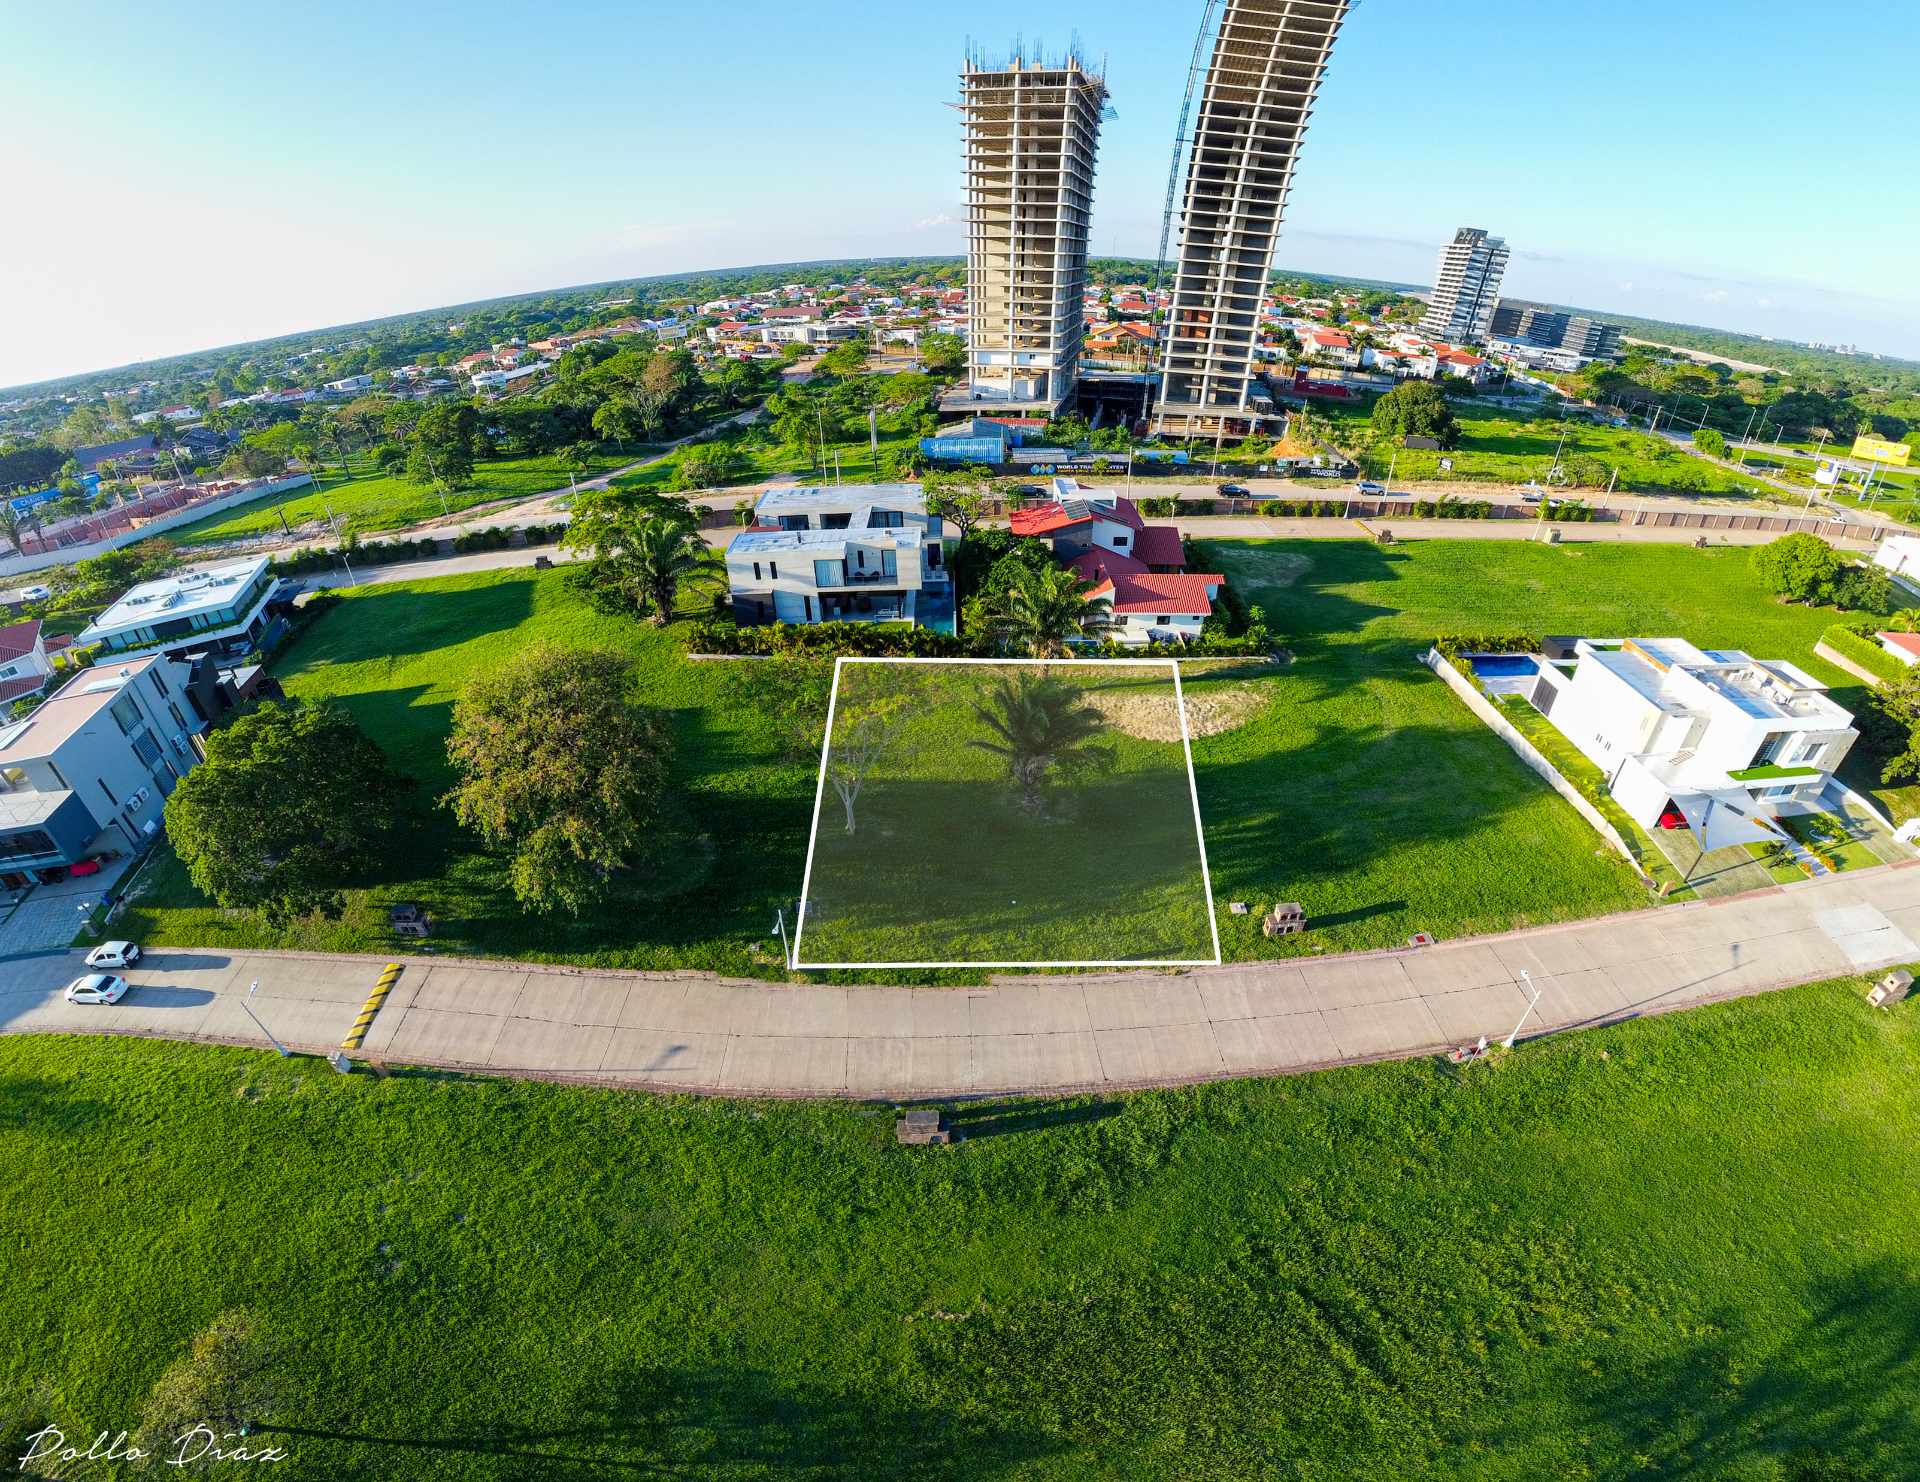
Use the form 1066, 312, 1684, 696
1851, 434, 1911, 467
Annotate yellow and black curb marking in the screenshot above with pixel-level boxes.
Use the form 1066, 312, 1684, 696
341, 962, 403, 1052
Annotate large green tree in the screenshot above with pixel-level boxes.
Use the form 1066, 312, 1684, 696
165, 701, 410, 925
442, 645, 672, 914
561, 489, 718, 622
407, 402, 480, 490
1369, 381, 1461, 449
1749, 533, 1843, 604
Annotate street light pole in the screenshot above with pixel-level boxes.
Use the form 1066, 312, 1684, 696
1502, 969, 1542, 1051
240, 980, 292, 1058
322, 500, 357, 586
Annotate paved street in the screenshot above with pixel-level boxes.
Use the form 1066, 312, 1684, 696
6, 862, 1916, 1097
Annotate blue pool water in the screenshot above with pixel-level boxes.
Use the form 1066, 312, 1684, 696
1469, 654, 1540, 678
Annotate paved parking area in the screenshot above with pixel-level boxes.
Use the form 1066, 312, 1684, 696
5, 863, 1918, 1096
0, 857, 136, 957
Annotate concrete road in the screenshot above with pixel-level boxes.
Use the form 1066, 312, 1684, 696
6, 862, 1916, 1097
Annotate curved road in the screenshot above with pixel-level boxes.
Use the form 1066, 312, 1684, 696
7, 862, 1917, 1097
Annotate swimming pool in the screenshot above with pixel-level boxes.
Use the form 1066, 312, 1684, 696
1469, 653, 1541, 678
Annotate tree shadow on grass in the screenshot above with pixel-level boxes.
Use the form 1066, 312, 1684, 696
265, 1364, 1063, 1480
938, 1097, 1124, 1141
276, 572, 539, 670
1547, 1262, 1920, 1479
0, 1075, 113, 1134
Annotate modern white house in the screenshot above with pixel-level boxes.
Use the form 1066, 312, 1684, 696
77, 555, 282, 660
1873, 534, 1920, 593
1539, 637, 1858, 839
1878, 630, 1920, 667
0, 655, 206, 888
726, 485, 953, 631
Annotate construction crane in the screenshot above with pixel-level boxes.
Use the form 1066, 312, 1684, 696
1151, 0, 1221, 305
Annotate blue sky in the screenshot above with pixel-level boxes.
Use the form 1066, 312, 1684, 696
3, 0, 1917, 387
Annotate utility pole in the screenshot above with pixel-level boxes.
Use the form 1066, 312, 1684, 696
1735, 405, 1759, 466
322, 500, 358, 586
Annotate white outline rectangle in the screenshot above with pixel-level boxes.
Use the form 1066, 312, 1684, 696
792, 656, 1223, 970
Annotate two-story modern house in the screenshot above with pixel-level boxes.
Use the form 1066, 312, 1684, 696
1544, 637, 1859, 836
77, 555, 283, 660
726, 485, 953, 631
0, 655, 206, 889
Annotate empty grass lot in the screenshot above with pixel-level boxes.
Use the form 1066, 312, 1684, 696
798, 662, 1214, 966
165, 448, 647, 545
1187, 537, 1918, 960
1318, 400, 1774, 498
6, 974, 1920, 1478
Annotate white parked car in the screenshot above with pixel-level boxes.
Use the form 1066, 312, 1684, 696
63, 974, 130, 1005
85, 941, 143, 969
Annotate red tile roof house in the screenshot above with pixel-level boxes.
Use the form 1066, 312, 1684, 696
1876, 631, 1920, 667
1008, 485, 1224, 646
0, 618, 53, 706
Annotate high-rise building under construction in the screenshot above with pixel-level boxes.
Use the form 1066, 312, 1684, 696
955, 47, 1110, 415
1153, 0, 1349, 437
1419, 228, 1510, 345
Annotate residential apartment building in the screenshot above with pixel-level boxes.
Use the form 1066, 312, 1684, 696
726, 486, 953, 631
955, 48, 1110, 415
1490, 301, 1622, 361
1543, 637, 1857, 832
77, 556, 282, 660
0, 655, 205, 887
1418, 228, 1510, 346
1153, 0, 1351, 437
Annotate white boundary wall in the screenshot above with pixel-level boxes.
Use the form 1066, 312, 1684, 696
0, 474, 314, 579
792, 656, 1224, 970
1424, 648, 1651, 882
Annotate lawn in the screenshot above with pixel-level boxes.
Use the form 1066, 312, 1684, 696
118, 540, 1917, 974
1316, 400, 1777, 499
1186, 537, 1920, 959
165, 447, 648, 546
796, 661, 1215, 966
612, 428, 923, 493
7, 973, 1920, 1478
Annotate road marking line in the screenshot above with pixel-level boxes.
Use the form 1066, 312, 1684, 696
341, 962, 404, 1051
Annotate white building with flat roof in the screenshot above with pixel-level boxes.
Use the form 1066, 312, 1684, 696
78, 556, 279, 659
725, 485, 952, 631
1545, 637, 1858, 833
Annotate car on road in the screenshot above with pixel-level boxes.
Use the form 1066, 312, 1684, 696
1011, 484, 1047, 497
1217, 483, 1250, 496
1355, 480, 1386, 495
63, 973, 130, 1005
85, 941, 143, 969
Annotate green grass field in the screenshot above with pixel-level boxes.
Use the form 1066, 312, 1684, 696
1317, 400, 1776, 499
612, 430, 922, 493
165, 448, 648, 545
7, 974, 1920, 1478
798, 663, 1214, 965
116, 540, 1917, 974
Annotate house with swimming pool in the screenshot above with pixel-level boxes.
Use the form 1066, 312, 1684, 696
1473, 638, 1859, 843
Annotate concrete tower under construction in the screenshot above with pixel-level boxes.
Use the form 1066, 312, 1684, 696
1419, 228, 1510, 346
1153, 0, 1349, 437
955, 46, 1110, 416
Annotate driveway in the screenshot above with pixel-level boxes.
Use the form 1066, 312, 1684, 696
6, 862, 1918, 1097
0, 855, 137, 957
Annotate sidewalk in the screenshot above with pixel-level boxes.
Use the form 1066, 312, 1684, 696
5, 863, 1917, 1098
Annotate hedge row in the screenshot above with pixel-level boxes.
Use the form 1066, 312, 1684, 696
1433, 631, 1541, 682
686, 618, 1278, 660
272, 537, 443, 574
1820, 623, 1906, 683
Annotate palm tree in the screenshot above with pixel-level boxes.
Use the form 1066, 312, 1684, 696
0, 505, 24, 557
968, 672, 1113, 816
629, 514, 719, 626
980, 563, 1115, 657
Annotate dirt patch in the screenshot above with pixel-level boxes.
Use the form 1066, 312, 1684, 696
1214, 548, 1312, 589
1090, 684, 1267, 741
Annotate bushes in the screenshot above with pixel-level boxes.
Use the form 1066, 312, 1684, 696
272, 537, 441, 574
1820, 624, 1906, 683
686, 618, 1278, 661
1410, 496, 1494, 519
1434, 631, 1539, 682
